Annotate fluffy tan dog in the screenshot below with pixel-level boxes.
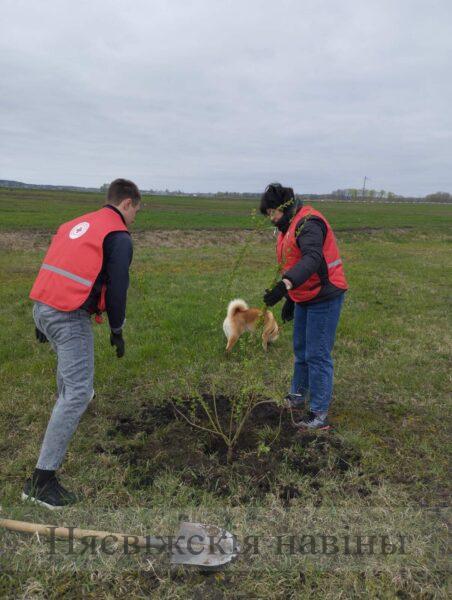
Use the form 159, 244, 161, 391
223, 299, 279, 352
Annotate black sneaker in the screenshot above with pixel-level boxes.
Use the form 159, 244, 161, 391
295, 411, 331, 431
283, 393, 305, 410
22, 477, 78, 510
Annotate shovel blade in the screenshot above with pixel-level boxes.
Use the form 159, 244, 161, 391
170, 521, 239, 571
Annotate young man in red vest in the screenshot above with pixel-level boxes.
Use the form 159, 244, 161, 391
261, 183, 347, 430
23, 178, 141, 509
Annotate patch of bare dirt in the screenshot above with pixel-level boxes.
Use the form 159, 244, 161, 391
0, 231, 53, 251
0, 225, 413, 252
101, 394, 361, 504
0, 229, 273, 251
133, 229, 272, 249
337, 226, 413, 234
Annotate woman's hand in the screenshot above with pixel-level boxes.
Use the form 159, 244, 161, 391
263, 280, 291, 306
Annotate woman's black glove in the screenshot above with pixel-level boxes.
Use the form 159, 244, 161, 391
35, 327, 48, 343
263, 281, 287, 307
110, 331, 125, 358
281, 298, 295, 322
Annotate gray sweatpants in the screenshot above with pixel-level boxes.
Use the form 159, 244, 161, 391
33, 301, 94, 470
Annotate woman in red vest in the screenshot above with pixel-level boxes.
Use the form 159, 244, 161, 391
261, 183, 347, 430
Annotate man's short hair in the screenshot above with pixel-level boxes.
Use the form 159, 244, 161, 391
107, 179, 141, 206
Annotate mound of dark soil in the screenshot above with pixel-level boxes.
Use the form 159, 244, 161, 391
101, 394, 360, 504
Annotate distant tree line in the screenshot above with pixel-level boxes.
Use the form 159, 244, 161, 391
1, 180, 451, 203
424, 192, 452, 203
327, 189, 452, 203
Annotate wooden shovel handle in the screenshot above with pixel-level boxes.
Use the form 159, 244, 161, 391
0, 517, 160, 548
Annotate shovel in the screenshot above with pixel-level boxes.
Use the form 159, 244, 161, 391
0, 516, 239, 571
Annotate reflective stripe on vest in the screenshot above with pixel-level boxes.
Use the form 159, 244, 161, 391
41, 263, 93, 287
327, 258, 342, 269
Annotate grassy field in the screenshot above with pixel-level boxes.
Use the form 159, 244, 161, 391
0, 187, 451, 231
0, 189, 451, 598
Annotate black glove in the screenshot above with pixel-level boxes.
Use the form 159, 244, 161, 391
263, 281, 287, 307
35, 327, 48, 343
281, 298, 295, 322
110, 331, 125, 358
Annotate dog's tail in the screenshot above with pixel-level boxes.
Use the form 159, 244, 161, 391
226, 298, 249, 318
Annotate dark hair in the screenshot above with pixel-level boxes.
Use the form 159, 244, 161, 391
107, 178, 141, 206
259, 182, 295, 215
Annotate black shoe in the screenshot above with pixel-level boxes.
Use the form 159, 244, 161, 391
22, 476, 78, 510
295, 411, 331, 431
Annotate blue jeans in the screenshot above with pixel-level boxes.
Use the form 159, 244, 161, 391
290, 293, 345, 414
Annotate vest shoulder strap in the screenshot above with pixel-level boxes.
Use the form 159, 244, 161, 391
292, 214, 320, 238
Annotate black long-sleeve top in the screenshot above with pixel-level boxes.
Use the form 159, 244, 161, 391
282, 217, 345, 305
80, 205, 133, 331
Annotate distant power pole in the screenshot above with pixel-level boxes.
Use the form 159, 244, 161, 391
362, 176, 369, 199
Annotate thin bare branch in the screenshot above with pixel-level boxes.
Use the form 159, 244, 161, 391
171, 403, 227, 441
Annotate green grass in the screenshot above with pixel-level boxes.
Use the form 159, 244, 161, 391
0, 192, 451, 598
1, 187, 451, 231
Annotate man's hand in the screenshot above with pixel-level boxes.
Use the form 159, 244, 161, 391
281, 298, 295, 322
110, 331, 125, 358
263, 281, 287, 307
35, 327, 48, 343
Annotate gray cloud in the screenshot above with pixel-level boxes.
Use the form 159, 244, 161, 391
1, 0, 451, 194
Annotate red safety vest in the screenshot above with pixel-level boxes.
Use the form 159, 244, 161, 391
30, 207, 129, 312
276, 205, 347, 303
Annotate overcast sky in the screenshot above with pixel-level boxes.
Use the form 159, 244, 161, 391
1, 0, 451, 195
